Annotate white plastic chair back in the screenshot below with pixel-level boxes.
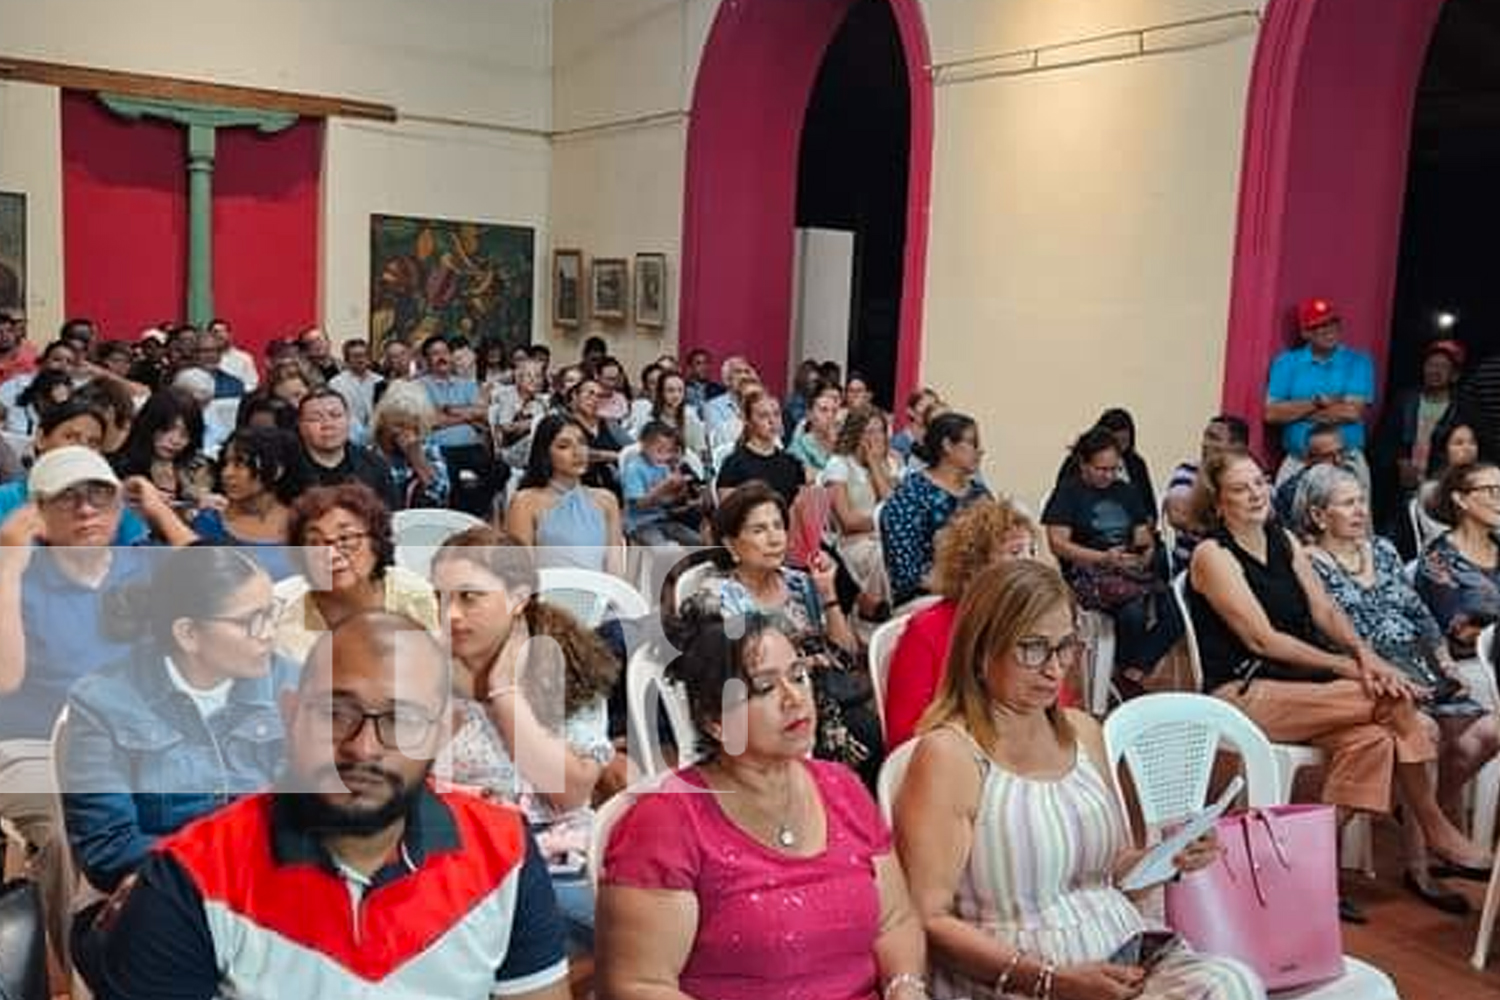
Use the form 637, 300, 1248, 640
1079, 610, 1117, 716
1, 430, 32, 463
868, 614, 913, 729
391, 508, 487, 579
1103, 692, 1282, 834
1170, 573, 1205, 691
625, 644, 700, 778
672, 561, 718, 614
536, 567, 648, 629
875, 738, 919, 825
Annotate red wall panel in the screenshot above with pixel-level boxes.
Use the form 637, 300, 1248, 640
62, 92, 321, 360
214, 120, 322, 358
63, 90, 187, 341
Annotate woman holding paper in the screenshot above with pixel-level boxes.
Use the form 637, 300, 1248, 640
897, 560, 1264, 1000
689, 481, 880, 780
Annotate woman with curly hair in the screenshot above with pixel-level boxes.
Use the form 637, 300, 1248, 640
825, 406, 901, 615
883, 498, 1048, 747
272, 482, 438, 663
432, 525, 621, 952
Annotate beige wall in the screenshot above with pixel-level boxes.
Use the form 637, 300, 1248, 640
549, 0, 1263, 505
0, 83, 64, 336
918, 0, 1261, 508
549, 0, 698, 379
0, 0, 553, 345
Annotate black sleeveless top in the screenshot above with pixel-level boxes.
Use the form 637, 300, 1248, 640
1188, 525, 1337, 691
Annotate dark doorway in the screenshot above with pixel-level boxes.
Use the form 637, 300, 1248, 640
1388, 0, 1500, 392
795, 0, 910, 407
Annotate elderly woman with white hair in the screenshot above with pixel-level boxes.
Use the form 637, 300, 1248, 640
1294, 462, 1500, 914
369, 379, 450, 509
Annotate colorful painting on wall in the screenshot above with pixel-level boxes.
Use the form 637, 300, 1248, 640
369, 214, 534, 350
0, 193, 24, 311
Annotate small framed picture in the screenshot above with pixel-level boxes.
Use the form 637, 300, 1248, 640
553, 249, 582, 328
590, 257, 628, 321
634, 253, 667, 328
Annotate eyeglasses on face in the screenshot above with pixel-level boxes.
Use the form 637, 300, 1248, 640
305, 531, 370, 553
744, 658, 818, 699
202, 600, 285, 639
42, 482, 120, 513
318, 700, 438, 749
1013, 635, 1086, 671
1461, 483, 1500, 500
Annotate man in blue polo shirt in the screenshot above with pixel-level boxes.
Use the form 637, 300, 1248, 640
80, 611, 570, 1000
421, 335, 498, 516
1265, 296, 1375, 489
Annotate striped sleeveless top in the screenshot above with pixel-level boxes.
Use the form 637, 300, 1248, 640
935, 727, 1148, 999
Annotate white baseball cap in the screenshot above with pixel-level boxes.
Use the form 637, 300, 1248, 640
29, 446, 120, 500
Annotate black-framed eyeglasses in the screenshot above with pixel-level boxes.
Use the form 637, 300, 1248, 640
203, 600, 285, 639
306, 531, 370, 554
318, 701, 438, 749
1014, 635, 1086, 671
1462, 484, 1500, 499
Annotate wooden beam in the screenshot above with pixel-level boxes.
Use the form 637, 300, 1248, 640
0, 55, 396, 122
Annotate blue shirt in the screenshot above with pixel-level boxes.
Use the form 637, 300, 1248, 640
622, 455, 670, 532
187, 508, 297, 581
422, 376, 483, 449
0, 479, 149, 545
0, 547, 148, 741
1265, 344, 1375, 455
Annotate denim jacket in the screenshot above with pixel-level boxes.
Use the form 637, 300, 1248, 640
61, 645, 295, 892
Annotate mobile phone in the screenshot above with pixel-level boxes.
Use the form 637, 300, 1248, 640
1109, 931, 1179, 970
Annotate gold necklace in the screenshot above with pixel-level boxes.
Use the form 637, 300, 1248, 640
716, 763, 800, 849
1325, 542, 1367, 577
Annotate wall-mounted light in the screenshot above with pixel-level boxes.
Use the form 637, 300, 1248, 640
1435, 310, 1458, 331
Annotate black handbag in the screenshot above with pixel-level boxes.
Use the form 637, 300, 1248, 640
0, 879, 47, 1000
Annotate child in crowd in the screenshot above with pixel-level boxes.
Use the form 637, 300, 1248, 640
622, 421, 704, 546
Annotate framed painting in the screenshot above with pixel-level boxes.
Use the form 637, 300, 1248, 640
590, 257, 628, 321
553, 249, 582, 327
634, 253, 667, 328
369, 214, 535, 350
0, 193, 24, 311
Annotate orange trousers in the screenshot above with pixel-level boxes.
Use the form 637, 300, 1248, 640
1213, 678, 1436, 814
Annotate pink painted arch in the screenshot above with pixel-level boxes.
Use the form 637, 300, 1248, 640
677, 0, 934, 405
1224, 0, 1447, 458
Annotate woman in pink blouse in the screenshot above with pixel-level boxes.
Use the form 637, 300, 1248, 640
599, 604, 927, 1000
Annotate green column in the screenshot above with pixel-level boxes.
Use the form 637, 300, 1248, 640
100, 95, 298, 326
186, 122, 216, 325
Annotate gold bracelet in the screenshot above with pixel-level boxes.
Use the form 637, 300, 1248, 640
995, 950, 1026, 996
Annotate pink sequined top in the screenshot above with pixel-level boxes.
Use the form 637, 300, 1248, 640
602, 758, 889, 1000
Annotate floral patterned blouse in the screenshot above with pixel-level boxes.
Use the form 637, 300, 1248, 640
1311, 537, 1444, 667
1415, 533, 1500, 659
437, 695, 612, 871
878, 471, 991, 606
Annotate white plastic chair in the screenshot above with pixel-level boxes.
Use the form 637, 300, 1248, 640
1170, 572, 1370, 873
875, 737, 919, 825
1468, 625, 1500, 969
1080, 609, 1118, 717
868, 614, 913, 729
536, 567, 648, 629
672, 560, 718, 614
391, 508, 487, 580
1104, 693, 1399, 1000
624, 644, 700, 778
616, 441, 643, 479
1, 429, 32, 464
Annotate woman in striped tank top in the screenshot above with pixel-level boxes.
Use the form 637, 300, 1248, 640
895, 561, 1263, 1000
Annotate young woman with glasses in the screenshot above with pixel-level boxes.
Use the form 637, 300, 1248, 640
61, 547, 294, 897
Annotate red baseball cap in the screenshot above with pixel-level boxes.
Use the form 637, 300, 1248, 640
1297, 298, 1339, 331
1425, 339, 1466, 367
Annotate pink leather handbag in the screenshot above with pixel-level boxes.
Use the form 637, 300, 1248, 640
1164, 804, 1344, 990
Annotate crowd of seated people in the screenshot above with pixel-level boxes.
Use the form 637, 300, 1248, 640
0, 306, 1496, 1000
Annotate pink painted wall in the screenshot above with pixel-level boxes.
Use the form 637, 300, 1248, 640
1224, 0, 1446, 458
679, 0, 933, 403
